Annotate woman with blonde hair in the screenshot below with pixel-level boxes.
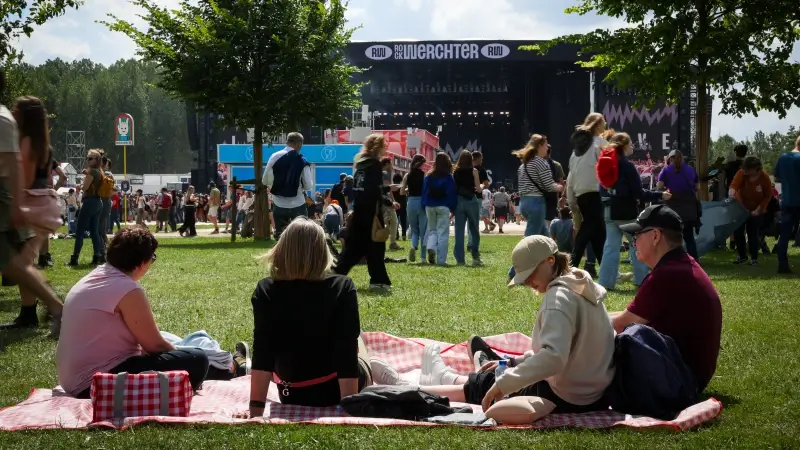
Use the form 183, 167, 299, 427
249, 218, 374, 416
68, 148, 106, 266
597, 132, 671, 290
513, 134, 562, 237
566, 112, 609, 277
334, 133, 393, 291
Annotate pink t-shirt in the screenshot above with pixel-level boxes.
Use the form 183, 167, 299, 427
56, 265, 144, 396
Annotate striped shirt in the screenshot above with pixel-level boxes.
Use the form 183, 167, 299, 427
517, 157, 556, 196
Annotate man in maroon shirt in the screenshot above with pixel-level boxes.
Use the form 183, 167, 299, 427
611, 204, 722, 390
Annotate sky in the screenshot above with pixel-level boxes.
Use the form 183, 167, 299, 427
16, 0, 800, 141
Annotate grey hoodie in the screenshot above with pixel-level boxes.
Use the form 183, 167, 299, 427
495, 269, 616, 405
567, 132, 607, 198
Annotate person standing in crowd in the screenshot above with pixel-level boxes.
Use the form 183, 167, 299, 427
392, 172, 408, 242
208, 182, 221, 234
168, 189, 178, 232
493, 187, 511, 234
728, 156, 772, 266
155, 187, 172, 233
334, 134, 393, 291
567, 113, 608, 272
66, 188, 78, 234
549, 207, 574, 252
543, 145, 565, 230
468, 152, 490, 252
262, 132, 312, 240
596, 132, 670, 290
324, 199, 344, 238
98, 154, 114, 247
401, 154, 428, 263
611, 205, 722, 393
514, 134, 562, 238
657, 150, 700, 260
380, 157, 402, 251
773, 135, 800, 274
725, 144, 749, 193
452, 151, 483, 266
178, 185, 198, 237
422, 153, 457, 265
330, 173, 350, 215
109, 187, 122, 234
480, 184, 494, 233
135, 189, 146, 227
0, 92, 64, 335
68, 149, 106, 266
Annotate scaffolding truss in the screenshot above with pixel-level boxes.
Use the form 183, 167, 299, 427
65, 130, 86, 172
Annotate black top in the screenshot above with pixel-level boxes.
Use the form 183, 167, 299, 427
453, 167, 476, 198
251, 274, 361, 406
31, 155, 54, 189
475, 165, 489, 199
353, 157, 389, 230
406, 168, 425, 197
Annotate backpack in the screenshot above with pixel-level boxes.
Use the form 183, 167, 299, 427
604, 324, 699, 420
97, 172, 115, 199
596, 147, 619, 189
160, 193, 173, 209
340, 385, 472, 421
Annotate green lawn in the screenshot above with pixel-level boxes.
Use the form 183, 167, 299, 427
1, 236, 799, 449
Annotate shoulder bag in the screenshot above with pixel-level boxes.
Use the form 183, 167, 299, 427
524, 160, 558, 220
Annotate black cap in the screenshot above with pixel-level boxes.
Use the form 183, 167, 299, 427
619, 204, 683, 234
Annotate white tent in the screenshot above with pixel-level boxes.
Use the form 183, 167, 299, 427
57, 163, 79, 187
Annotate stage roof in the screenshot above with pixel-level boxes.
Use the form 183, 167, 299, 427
345, 40, 585, 65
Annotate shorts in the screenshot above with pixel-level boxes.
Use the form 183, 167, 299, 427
495, 206, 509, 221
480, 207, 491, 219
0, 230, 25, 271
462, 372, 609, 414
157, 208, 170, 222
208, 206, 219, 217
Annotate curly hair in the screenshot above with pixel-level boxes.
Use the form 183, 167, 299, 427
106, 227, 158, 272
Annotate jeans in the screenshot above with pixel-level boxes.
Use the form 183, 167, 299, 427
519, 196, 547, 237
72, 196, 103, 259
398, 207, 408, 239
425, 206, 451, 264
273, 204, 308, 239
598, 207, 650, 289
683, 221, 699, 260
572, 192, 606, 267
109, 208, 121, 233
76, 348, 210, 399
99, 198, 112, 246
734, 215, 761, 261
324, 214, 341, 238
407, 197, 427, 252
454, 197, 481, 264
776, 205, 800, 267
236, 210, 246, 228
67, 206, 77, 234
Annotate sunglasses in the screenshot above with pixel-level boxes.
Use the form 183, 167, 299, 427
87, 157, 98, 161
632, 228, 657, 243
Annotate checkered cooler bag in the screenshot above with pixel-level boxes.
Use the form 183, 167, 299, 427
90, 371, 193, 422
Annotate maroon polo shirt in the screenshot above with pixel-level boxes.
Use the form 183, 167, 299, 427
627, 248, 722, 390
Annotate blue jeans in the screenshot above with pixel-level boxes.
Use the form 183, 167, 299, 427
519, 196, 546, 237
598, 208, 649, 289
72, 196, 103, 258
425, 206, 451, 264
324, 214, 341, 238
407, 197, 427, 252
236, 210, 246, 228
454, 197, 481, 264
108, 208, 121, 233
777, 205, 800, 266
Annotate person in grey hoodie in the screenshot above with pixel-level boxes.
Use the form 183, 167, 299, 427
566, 112, 609, 276
401, 235, 615, 425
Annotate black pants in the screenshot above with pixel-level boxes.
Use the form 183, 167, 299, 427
273, 204, 308, 239
734, 215, 761, 260
683, 221, 699, 260
77, 348, 209, 399
571, 192, 605, 267
335, 229, 391, 286
398, 208, 408, 239
178, 206, 197, 236
462, 372, 609, 414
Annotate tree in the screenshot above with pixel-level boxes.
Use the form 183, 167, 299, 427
103, 0, 363, 240
0, 0, 82, 60
527, 1, 800, 198
0, 50, 33, 106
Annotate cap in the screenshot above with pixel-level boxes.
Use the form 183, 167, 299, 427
668, 150, 679, 159
619, 204, 683, 234
508, 235, 559, 288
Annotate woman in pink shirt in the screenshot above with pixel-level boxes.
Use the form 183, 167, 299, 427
56, 228, 247, 398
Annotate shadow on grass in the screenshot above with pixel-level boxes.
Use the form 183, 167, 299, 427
0, 300, 23, 313
0, 327, 41, 351
704, 391, 741, 408
157, 240, 276, 251
356, 288, 393, 298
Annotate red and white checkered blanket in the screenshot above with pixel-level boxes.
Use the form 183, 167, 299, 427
0, 332, 722, 431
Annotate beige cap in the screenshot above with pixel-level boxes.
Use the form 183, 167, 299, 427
508, 235, 560, 287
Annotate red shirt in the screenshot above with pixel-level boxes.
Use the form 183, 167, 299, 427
111, 193, 121, 209
627, 249, 722, 390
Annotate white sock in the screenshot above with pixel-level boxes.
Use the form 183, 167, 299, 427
419, 344, 459, 386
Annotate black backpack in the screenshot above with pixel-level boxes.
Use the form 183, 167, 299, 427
341, 386, 471, 421
605, 324, 699, 420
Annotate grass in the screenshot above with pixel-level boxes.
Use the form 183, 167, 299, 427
1, 236, 799, 449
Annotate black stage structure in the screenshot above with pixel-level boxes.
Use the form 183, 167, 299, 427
188, 40, 701, 191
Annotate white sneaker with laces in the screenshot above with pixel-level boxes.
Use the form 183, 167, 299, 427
370, 357, 408, 386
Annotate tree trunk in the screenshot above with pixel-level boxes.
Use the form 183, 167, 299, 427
252, 123, 272, 240
696, 84, 710, 201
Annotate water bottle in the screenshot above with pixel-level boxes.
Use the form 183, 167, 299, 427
494, 359, 508, 379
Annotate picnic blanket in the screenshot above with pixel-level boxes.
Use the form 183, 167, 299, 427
0, 332, 722, 431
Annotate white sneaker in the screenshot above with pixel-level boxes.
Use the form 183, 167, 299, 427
419, 344, 459, 386
617, 272, 634, 284
370, 357, 407, 386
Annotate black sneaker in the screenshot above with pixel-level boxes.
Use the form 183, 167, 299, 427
427, 249, 436, 265
466, 336, 502, 369
233, 342, 250, 376
584, 264, 597, 279
67, 256, 79, 267
0, 313, 39, 331
749, 259, 758, 266
733, 257, 748, 264
473, 351, 490, 373
778, 265, 793, 274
